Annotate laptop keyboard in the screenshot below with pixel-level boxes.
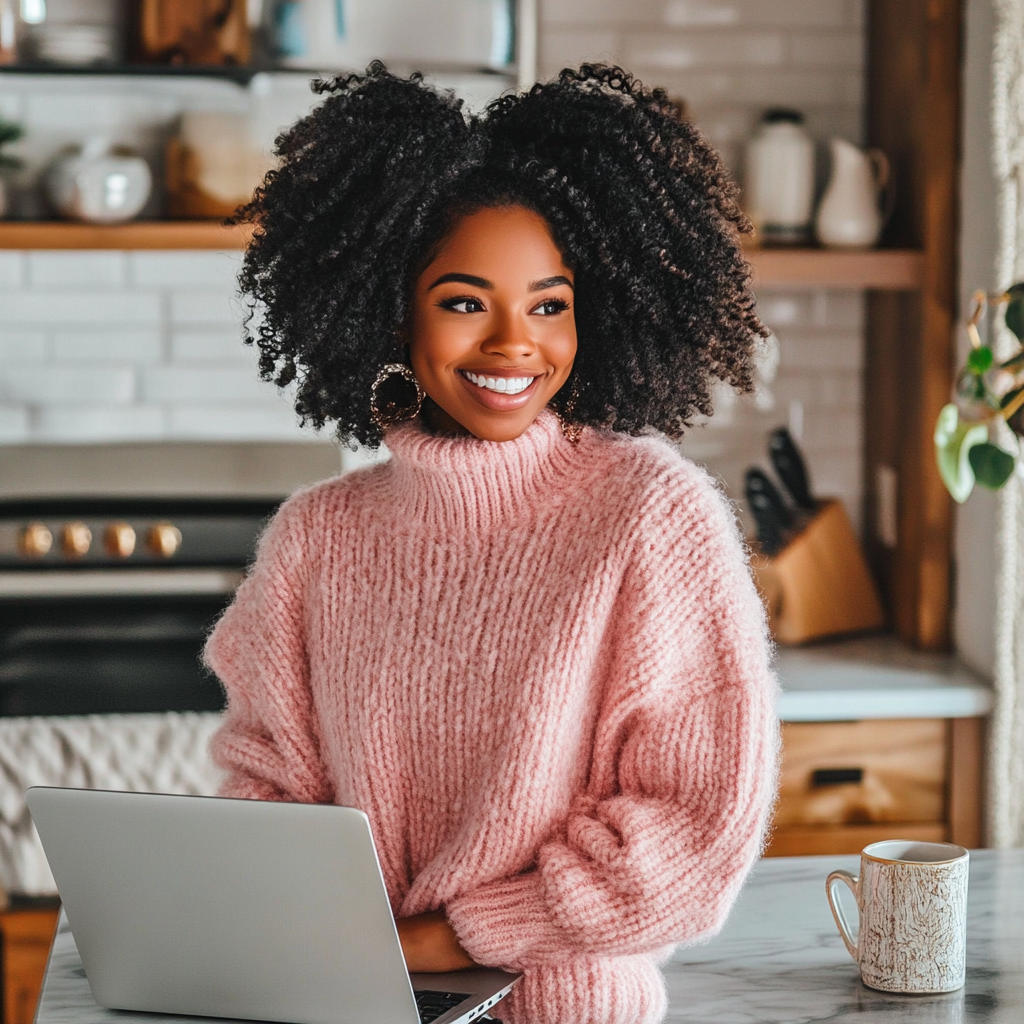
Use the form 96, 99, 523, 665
414, 990, 470, 1023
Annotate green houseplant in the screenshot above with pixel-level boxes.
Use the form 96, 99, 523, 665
935, 286, 1024, 502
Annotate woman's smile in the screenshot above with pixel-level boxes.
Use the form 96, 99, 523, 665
458, 368, 544, 411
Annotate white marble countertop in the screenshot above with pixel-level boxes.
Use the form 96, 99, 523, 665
664, 850, 1023, 1023
35, 851, 1022, 1024
775, 635, 993, 722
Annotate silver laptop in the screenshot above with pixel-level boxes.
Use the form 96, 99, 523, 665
26, 787, 519, 1024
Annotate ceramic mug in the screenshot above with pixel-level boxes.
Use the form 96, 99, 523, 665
826, 840, 969, 994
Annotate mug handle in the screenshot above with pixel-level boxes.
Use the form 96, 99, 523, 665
826, 870, 860, 961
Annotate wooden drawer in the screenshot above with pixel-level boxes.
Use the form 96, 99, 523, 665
765, 718, 961, 857
774, 719, 946, 827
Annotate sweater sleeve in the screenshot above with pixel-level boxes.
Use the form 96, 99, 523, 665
204, 494, 334, 805
446, 470, 780, 968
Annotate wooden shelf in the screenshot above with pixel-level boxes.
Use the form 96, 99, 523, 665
746, 247, 924, 289
0, 222, 925, 289
0, 221, 252, 250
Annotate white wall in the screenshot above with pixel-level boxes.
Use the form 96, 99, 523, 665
955, 0, 999, 679
0, 249, 312, 444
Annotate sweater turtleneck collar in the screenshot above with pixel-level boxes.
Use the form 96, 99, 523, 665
382, 409, 581, 530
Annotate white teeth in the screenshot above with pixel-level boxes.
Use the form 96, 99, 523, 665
463, 371, 535, 395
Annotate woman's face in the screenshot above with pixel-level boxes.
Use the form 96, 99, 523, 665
409, 205, 577, 442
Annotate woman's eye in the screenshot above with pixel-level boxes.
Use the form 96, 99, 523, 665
532, 297, 571, 316
438, 296, 485, 313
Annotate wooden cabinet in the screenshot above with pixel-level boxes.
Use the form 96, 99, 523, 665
0, 906, 60, 1024
766, 717, 984, 856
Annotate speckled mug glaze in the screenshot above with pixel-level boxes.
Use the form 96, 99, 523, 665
826, 840, 969, 994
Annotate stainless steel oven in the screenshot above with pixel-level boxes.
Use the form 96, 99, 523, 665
0, 498, 278, 718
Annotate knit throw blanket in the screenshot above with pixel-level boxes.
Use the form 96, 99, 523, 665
0, 712, 222, 895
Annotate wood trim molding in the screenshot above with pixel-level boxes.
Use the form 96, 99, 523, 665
864, 0, 962, 649
948, 716, 985, 848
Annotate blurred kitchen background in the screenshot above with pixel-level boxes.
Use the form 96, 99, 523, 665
0, 5, 1009, 1019
0, 0, 864, 518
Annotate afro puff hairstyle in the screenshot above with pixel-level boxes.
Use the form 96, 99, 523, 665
235, 62, 767, 448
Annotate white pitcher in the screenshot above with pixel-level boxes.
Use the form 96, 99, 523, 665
815, 138, 890, 248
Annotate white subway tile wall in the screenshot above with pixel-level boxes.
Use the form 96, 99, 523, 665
540, 0, 864, 182
0, 0, 866, 527
0, 250, 316, 445
538, 0, 866, 526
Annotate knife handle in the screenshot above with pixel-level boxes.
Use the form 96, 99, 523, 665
768, 427, 816, 511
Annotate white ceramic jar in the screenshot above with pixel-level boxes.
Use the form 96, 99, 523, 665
45, 138, 152, 224
744, 109, 815, 245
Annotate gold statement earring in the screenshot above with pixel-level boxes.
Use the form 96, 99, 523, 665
554, 376, 583, 445
370, 363, 425, 431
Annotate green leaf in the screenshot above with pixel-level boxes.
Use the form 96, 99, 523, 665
1006, 295, 1024, 341
935, 403, 988, 503
968, 442, 1016, 490
967, 346, 994, 373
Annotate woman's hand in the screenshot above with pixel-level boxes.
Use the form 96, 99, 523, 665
397, 910, 476, 973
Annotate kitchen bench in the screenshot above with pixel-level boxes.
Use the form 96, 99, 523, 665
4, 634, 996, 1022
30, 850, 1023, 1024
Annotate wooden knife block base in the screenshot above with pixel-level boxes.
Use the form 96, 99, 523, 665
752, 499, 885, 645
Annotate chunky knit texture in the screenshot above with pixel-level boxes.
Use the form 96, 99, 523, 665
205, 410, 779, 1024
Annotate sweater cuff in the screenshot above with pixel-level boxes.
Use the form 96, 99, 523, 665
446, 873, 575, 970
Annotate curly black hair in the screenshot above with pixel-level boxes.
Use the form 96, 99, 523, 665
234, 62, 766, 448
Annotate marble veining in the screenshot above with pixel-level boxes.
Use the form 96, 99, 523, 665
663, 851, 1022, 1023
35, 852, 1023, 1024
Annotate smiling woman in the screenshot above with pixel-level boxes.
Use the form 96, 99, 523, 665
232, 62, 764, 447
206, 62, 778, 1024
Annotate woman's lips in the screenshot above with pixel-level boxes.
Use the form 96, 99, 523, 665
457, 370, 542, 411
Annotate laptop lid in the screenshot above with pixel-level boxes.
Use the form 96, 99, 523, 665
27, 788, 424, 1024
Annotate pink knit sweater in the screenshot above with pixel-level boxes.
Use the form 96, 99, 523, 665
205, 410, 778, 1024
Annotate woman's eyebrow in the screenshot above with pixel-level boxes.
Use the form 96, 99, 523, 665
530, 276, 574, 292
429, 272, 493, 290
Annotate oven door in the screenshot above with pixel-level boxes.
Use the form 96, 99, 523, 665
0, 570, 240, 717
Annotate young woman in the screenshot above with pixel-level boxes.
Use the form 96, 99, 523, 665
205, 64, 778, 1024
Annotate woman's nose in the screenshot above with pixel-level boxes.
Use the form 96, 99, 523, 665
481, 311, 536, 357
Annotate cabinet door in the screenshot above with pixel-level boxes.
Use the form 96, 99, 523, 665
1, 908, 60, 1024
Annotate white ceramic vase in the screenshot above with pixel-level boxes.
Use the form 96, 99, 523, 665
45, 138, 152, 224
815, 138, 890, 249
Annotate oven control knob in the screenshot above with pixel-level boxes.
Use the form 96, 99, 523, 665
104, 522, 136, 558
147, 522, 182, 559
61, 522, 92, 558
18, 522, 53, 559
